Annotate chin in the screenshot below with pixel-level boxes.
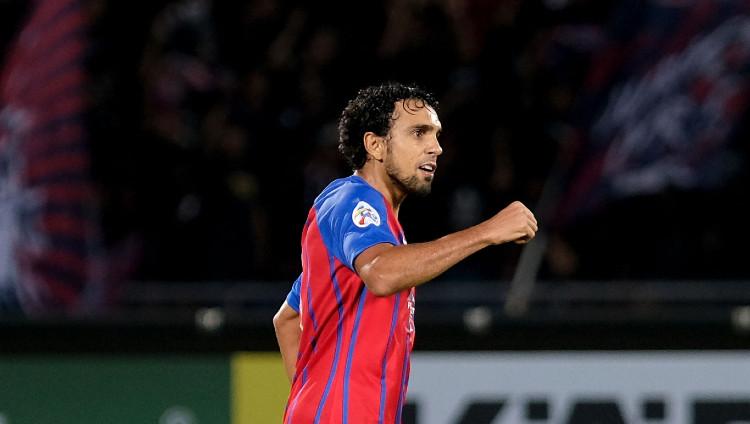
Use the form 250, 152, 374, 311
412, 183, 432, 197
393, 172, 433, 196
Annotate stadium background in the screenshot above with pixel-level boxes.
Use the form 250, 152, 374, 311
2, 0, 750, 423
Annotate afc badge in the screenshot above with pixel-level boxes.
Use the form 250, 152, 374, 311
352, 201, 381, 228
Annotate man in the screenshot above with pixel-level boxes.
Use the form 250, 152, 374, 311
273, 82, 537, 423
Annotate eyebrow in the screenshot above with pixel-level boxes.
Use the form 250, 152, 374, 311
410, 124, 442, 135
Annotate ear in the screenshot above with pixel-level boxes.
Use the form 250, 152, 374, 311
363, 132, 386, 162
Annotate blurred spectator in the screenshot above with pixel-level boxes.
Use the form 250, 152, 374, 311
4, 0, 750, 292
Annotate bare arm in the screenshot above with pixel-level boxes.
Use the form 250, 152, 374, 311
355, 201, 538, 296
273, 301, 301, 383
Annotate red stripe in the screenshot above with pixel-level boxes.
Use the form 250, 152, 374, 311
27, 12, 86, 61
319, 259, 356, 423
286, 216, 358, 423
29, 96, 85, 132
14, 2, 83, 63
42, 184, 93, 202
40, 274, 80, 306
382, 194, 405, 242
17, 252, 81, 306
24, 152, 89, 181
27, 124, 83, 148
26, 38, 85, 84
52, 95, 86, 115
287, 213, 333, 423
347, 286, 401, 422
26, 68, 84, 104
4, 40, 85, 99
37, 249, 88, 276
24, 0, 75, 37
39, 214, 89, 238
0, 53, 23, 95
2, 0, 70, 81
34, 95, 86, 124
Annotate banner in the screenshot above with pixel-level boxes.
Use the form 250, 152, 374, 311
0, 0, 102, 313
559, 0, 750, 221
408, 352, 750, 424
0, 353, 290, 424
2, 352, 749, 423
0, 356, 230, 424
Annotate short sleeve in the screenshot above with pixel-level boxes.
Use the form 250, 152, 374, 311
337, 190, 399, 270
285, 274, 302, 313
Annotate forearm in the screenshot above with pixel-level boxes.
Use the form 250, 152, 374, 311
273, 303, 301, 383
358, 222, 492, 295
276, 325, 300, 382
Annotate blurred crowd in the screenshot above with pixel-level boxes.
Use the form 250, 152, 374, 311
87, 0, 571, 283
4, 0, 749, 289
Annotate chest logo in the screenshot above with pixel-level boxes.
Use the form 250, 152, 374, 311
352, 201, 381, 228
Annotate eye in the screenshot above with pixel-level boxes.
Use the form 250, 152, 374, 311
413, 128, 424, 137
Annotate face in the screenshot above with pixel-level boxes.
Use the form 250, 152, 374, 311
383, 99, 443, 196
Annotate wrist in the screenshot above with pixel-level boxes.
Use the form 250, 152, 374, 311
472, 220, 497, 246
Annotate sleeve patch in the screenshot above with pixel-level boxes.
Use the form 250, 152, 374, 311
351, 201, 381, 228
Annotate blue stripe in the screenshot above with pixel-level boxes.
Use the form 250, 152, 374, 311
302, 245, 319, 335
302, 366, 309, 384
342, 286, 368, 423
306, 281, 319, 332
395, 330, 410, 424
27, 171, 90, 187
41, 202, 89, 218
33, 143, 87, 160
38, 235, 88, 254
313, 255, 345, 424
28, 114, 84, 136
285, 391, 300, 424
378, 295, 401, 424
25, 58, 85, 98
301, 247, 320, 354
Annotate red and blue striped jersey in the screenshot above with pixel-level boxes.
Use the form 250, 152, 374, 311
284, 175, 415, 424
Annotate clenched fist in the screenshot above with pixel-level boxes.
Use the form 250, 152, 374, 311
484, 201, 538, 245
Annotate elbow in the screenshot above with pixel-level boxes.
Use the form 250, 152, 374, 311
272, 309, 285, 331
358, 254, 401, 296
272, 312, 281, 331
363, 274, 399, 297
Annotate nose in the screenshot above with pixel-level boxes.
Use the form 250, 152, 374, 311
428, 136, 443, 156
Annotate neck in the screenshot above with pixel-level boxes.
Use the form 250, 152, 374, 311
354, 165, 406, 216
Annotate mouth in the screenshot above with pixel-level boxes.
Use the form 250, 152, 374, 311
417, 162, 437, 177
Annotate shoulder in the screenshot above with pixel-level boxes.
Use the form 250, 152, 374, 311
314, 176, 388, 227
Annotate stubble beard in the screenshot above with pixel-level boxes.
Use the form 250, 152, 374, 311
385, 158, 433, 197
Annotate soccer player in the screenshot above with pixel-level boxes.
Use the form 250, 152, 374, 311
273, 82, 537, 423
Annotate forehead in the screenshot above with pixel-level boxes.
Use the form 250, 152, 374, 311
391, 99, 441, 128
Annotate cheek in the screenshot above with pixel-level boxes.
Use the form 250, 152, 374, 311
387, 140, 419, 170
398, 154, 417, 171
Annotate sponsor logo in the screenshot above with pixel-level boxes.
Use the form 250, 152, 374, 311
406, 289, 415, 336
403, 397, 750, 424
352, 201, 380, 228
408, 353, 750, 424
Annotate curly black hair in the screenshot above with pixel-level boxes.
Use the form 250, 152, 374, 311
338, 82, 438, 170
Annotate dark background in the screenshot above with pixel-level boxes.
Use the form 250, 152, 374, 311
2, 0, 750, 341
